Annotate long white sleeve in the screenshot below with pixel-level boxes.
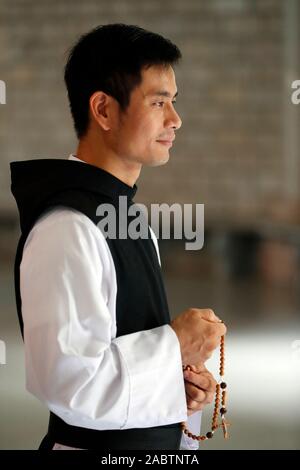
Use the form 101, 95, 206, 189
20, 207, 187, 430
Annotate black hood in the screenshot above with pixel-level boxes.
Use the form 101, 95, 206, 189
10, 158, 138, 234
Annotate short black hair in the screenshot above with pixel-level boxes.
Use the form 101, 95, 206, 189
64, 23, 182, 139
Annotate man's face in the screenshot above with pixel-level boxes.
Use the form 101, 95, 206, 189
112, 64, 182, 167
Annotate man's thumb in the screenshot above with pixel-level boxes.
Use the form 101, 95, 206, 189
201, 309, 221, 323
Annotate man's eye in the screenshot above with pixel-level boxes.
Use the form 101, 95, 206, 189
153, 101, 177, 107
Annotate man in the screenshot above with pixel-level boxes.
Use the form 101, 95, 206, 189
10, 24, 226, 450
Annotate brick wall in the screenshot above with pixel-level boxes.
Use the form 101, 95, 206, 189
0, 0, 299, 226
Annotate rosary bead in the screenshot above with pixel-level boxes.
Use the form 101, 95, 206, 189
181, 334, 229, 441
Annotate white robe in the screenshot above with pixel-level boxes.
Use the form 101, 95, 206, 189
20, 155, 201, 450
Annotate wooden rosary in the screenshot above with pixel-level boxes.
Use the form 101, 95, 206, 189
181, 331, 230, 442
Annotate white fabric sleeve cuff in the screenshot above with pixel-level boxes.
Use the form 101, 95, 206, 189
114, 324, 188, 429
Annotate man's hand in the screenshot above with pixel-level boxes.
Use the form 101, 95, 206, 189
170, 308, 226, 364
183, 364, 217, 416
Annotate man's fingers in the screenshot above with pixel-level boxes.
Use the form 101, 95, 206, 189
204, 391, 215, 405
184, 370, 217, 392
200, 308, 221, 323
185, 386, 215, 414
185, 385, 206, 403
184, 373, 210, 391
201, 309, 227, 337
187, 363, 206, 374
186, 393, 205, 411
184, 365, 218, 416
218, 322, 227, 336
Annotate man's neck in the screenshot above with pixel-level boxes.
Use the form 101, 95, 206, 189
76, 141, 141, 188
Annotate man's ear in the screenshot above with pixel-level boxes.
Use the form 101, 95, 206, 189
89, 91, 114, 131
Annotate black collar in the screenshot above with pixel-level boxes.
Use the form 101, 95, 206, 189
11, 158, 138, 202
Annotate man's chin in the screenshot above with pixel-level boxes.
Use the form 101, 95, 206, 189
147, 153, 170, 167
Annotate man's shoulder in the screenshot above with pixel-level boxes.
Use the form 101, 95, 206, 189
35, 206, 96, 230
26, 207, 104, 248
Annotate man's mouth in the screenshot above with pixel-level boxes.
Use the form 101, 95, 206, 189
156, 140, 173, 147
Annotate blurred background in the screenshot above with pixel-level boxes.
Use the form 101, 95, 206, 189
0, 0, 300, 450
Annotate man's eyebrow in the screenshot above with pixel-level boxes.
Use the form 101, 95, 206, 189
147, 90, 178, 99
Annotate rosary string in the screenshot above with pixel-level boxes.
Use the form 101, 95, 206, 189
181, 330, 230, 442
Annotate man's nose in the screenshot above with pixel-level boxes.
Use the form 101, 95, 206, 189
167, 106, 182, 130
